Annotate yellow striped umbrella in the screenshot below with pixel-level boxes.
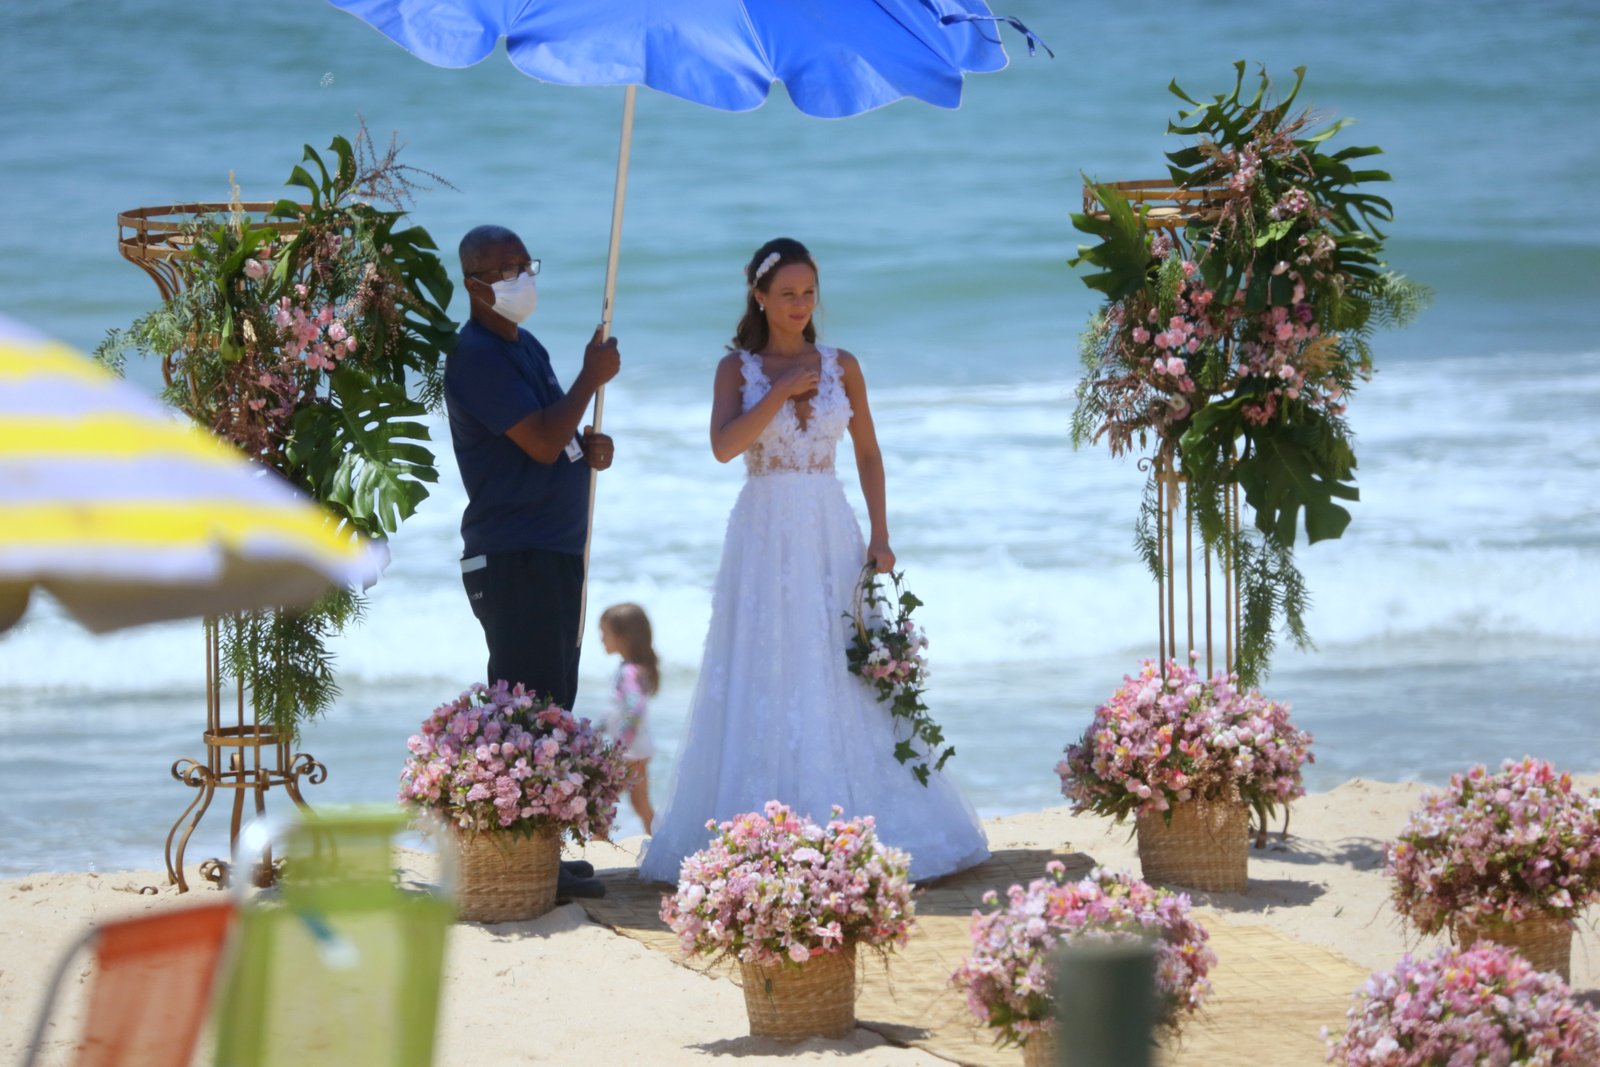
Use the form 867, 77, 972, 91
0, 313, 384, 633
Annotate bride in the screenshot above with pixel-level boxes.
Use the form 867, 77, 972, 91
638, 238, 990, 884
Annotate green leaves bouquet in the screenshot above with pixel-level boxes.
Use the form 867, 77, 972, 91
1070, 64, 1428, 683
99, 127, 456, 734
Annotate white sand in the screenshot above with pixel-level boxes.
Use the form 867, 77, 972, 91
4, 778, 1596, 1065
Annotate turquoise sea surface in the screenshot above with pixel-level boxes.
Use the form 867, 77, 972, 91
0, 1, 1597, 875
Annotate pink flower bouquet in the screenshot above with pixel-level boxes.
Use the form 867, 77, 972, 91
659, 800, 916, 968
845, 567, 952, 786
400, 681, 630, 842
1325, 943, 1600, 1065
1056, 658, 1313, 827
1385, 757, 1600, 936
950, 863, 1214, 1048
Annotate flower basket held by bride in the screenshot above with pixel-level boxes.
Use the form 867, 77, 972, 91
400, 682, 630, 922
845, 565, 952, 786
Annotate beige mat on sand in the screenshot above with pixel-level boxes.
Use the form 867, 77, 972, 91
579, 847, 1368, 1067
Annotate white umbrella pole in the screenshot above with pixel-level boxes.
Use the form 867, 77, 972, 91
576, 83, 637, 650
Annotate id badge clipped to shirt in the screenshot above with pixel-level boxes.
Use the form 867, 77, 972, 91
563, 434, 584, 463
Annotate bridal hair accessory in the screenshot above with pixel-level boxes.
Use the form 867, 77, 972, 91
752, 251, 782, 284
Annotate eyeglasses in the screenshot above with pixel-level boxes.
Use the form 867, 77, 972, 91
470, 259, 541, 284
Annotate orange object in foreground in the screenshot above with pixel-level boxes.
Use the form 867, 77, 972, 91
23, 901, 236, 1067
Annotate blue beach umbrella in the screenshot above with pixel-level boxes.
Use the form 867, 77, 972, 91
322, 0, 1049, 628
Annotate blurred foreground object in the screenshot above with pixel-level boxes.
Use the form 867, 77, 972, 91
21, 901, 237, 1067
1049, 937, 1157, 1067
214, 807, 452, 1067
0, 311, 382, 635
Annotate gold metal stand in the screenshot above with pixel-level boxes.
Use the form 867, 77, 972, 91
1081, 179, 1245, 679
1079, 178, 1241, 231
163, 623, 326, 891
1144, 446, 1241, 680
120, 203, 323, 891
118, 202, 302, 301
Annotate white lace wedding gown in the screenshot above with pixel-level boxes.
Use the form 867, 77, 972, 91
638, 346, 990, 884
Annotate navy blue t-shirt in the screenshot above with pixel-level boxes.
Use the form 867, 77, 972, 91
444, 319, 589, 558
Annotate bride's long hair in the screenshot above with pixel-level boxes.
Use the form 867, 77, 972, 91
729, 237, 819, 354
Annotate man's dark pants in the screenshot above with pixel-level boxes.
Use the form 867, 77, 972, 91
462, 548, 584, 710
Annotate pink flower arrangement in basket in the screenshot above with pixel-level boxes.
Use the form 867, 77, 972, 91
1056, 657, 1313, 827
400, 681, 630, 842
659, 800, 916, 968
949, 863, 1214, 1048
1325, 942, 1600, 1065
1385, 757, 1600, 935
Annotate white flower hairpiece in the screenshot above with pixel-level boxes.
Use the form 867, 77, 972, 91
752, 251, 781, 284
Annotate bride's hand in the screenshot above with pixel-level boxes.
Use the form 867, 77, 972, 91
773, 364, 820, 401
867, 541, 895, 574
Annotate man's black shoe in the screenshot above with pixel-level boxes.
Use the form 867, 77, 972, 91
556, 869, 607, 901
560, 859, 595, 878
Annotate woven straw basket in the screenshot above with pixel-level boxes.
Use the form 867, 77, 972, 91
1021, 1031, 1057, 1067
740, 943, 857, 1040
1135, 799, 1249, 893
454, 825, 560, 923
849, 563, 878, 645
1455, 911, 1573, 982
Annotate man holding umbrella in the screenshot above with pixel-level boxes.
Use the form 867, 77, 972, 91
445, 224, 620, 716
447, 225, 619, 898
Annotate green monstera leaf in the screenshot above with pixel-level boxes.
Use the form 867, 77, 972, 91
288, 367, 438, 537
1233, 418, 1359, 546
1069, 180, 1153, 301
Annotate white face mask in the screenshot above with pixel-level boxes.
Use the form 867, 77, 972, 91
488, 272, 539, 324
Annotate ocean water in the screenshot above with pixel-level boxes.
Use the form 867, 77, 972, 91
0, 0, 1597, 877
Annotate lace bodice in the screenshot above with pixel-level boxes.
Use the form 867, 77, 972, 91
738, 346, 853, 476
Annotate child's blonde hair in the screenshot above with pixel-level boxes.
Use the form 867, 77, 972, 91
600, 603, 659, 695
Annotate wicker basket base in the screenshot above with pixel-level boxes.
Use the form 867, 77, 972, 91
1456, 911, 1573, 982
1136, 799, 1248, 893
1021, 1030, 1057, 1067
740, 944, 857, 1041
454, 825, 560, 923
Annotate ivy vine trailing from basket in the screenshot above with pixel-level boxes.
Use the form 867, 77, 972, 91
1069, 64, 1430, 685
845, 566, 952, 786
97, 124, 457, 737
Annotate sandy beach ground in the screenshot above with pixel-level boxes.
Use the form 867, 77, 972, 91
4, 777, 1597, 1066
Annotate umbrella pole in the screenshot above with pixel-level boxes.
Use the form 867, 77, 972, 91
576, 83, 637, 651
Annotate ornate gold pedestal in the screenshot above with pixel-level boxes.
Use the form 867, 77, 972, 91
118, 201, 301, 300
120, 202, 322, 891
163, 620, 326, 891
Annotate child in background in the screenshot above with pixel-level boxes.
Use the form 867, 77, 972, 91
598, 603, 658, 835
